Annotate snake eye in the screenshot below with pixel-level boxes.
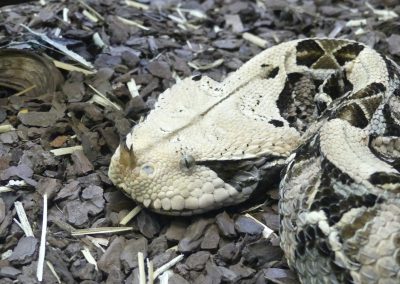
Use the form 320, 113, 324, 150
141, 164, 154, 175
180, 154, 195, 171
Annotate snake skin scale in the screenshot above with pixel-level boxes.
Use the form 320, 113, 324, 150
108, 38, 400, 283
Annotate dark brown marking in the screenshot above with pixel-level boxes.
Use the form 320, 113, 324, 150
369, 172, 400, 191
267, 66, 279, 79
383, 57, 399, 80
383, 104, 400, 136
335, 103, 369, 128
192, 74, 202, 81
322, 71, 353, 100
296, 40, 324, 67
348, 82, 386, 100
312, 54, 340, 69
268, 119, 284, 127
360, 96, 383, 118
333, 43, 365, 66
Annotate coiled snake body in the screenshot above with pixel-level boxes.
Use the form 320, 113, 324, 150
109, 39, 400, 283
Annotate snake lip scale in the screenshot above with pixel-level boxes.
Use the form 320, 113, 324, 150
109, 38, 400, 283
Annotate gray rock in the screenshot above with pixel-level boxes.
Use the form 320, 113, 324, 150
166, 220, 188, 242
229, 262, 255, 279
242, 239, 283, 268
185, 251, 210, 271
70, 259, 98, 281
120, 237, 148, 272
146, 61, 172, 79
217, 242, 241, 263
201, 224, 220, 250
9, 236, 38, 265
98, 236, 126, 274
135, 210, 160, 238
178, 218, 213, 253
169, 273, 190, 284
216, 212, 236, 238
149, 235, 168, 257
234, 215, 263, 235
217, 266, 240, 282
0, 266, 21, 279
262, 212, 280, 232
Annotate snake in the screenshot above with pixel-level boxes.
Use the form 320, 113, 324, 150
108, 38, 400, 283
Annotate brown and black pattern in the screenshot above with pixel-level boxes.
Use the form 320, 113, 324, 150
320, 70, 353, 101
296, 39, 364, 70
332, 43, 365, 66
296, 39, 325, 68
277, 73, 322, 132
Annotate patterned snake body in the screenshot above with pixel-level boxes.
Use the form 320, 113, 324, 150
109, 39, 400, 283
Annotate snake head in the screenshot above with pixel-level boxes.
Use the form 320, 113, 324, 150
108, 135, 253, 215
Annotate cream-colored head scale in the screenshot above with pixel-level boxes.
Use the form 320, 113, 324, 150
108, 41, 302, 215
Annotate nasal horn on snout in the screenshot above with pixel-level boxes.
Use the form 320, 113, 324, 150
118, 134, 137, 169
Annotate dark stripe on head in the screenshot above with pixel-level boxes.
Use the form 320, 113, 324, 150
333, 43, 365, 66
335, 103, 369, 128
296, 40, 324, 67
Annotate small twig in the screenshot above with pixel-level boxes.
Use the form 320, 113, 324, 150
20, 24, 94, 69
13, 84, 37, 96
52, 59, 95, 75
86, 236, 109, 253
119, 205, 143, 225
46, 261, 61, 284
0, 186, 13, 193
138, 252, 146, 284
87, 84, 123, 111
50, 145, 83, 156
14, 201, 34, 237
81, 246, 98, 271
36, 194, 48, 282
152, 254, 184, 280
93, 32, 106, 49
125, 0, 149, 10
71, 226, 133, 236
82, 9, 99, 23
242, 32, 268, 48
127, 79, 140, 99
116, 16, 150, 30
147, 259, 154, 284
1, 250, 12, 260
0, 125, 15, 133
159, 270, 173, 284
62, 8, 70, 23
78, 0, 104, 21
188, 58, 224, 71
